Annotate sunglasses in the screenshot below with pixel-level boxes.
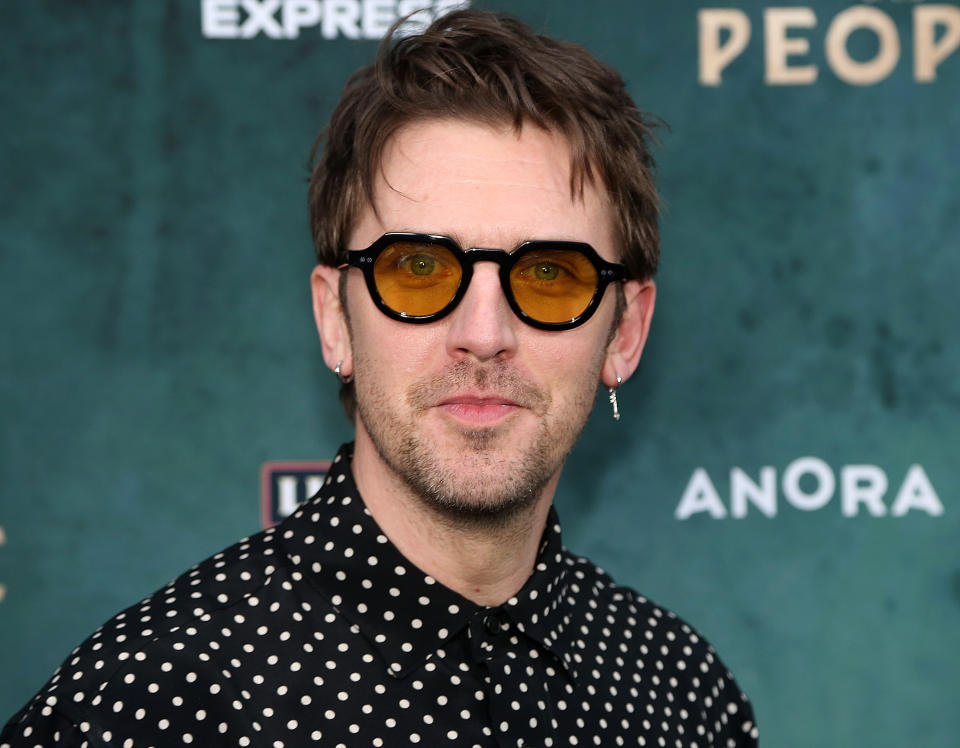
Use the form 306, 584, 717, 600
340, 233, 626, 331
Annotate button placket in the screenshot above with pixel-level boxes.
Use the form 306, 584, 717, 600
483, 612, 506, 635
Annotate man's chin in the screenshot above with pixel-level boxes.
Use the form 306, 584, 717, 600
395, 441, 553, 527
411, 480, 543, 528
447, 424, 511, 453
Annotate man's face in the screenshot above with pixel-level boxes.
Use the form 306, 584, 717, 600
332, 119, 636, 523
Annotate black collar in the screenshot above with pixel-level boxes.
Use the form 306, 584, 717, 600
278, 444, 582, 683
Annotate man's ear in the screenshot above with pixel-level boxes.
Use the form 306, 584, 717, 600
601, 279, 656, 387
311, 265, 353, 379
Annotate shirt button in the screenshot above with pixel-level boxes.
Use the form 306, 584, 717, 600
483, 614, 504, 635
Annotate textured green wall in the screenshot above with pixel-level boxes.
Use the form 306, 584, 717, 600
2, 2, 958, 745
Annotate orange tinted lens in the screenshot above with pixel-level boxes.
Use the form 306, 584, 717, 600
373, 241, 462, 317
509, 249, 598, 323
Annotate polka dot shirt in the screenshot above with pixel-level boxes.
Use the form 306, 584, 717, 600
2, 444, 758, 747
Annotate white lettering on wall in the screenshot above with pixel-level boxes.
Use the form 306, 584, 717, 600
202, 0, 241, 38
891, 464, 944, 517
304, 474, 326, 500
782, 456, 835, 511
675, 468, 727, 520
730, 466, 777, 519
283, 0, 323, 37
276, 475, 300, 518
840, 464, 888, 517
201, 0, 470, 40
676, 459, 944, 519
268, 470, 330, 524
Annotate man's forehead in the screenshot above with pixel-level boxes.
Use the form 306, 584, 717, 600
379, 119, 574, 198
357, 118, 615, 251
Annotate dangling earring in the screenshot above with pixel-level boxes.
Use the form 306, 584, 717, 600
334, 360, 353, 384
608, 374, 622, 421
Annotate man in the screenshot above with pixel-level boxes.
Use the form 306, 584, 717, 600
3, 9, 758, 747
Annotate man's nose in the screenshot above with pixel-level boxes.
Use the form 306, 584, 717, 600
444, 263, 519, 362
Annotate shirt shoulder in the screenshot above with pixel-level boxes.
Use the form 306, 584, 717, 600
1, 526, 282, 746
558, 550, 759, 745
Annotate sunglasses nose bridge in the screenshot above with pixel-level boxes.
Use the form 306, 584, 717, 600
457, 246, 513, 292
460, 247, 511, 266
442, 250, 521, 360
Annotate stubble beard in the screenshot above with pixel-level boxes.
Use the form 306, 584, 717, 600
355, 359, 599, 529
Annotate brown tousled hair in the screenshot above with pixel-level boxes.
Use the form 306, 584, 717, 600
307, 9, 662, 417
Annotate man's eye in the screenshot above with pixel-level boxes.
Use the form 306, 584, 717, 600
406, 254, 437, 275
533, 263, 560, 281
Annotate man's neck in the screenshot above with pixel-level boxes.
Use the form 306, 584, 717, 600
348, 431, 558, 608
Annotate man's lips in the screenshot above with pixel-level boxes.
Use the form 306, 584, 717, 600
435, 394, 524, 425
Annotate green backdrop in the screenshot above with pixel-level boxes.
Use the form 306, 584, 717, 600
2, 2, 958, 745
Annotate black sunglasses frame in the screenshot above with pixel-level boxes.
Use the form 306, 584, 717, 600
339, 233, 627, 331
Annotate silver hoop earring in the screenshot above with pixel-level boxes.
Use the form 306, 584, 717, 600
608, 374, 622, 421
334, 360, 353, 384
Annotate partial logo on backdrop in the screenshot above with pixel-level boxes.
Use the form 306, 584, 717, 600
676, 457, 944, 519
202, 2, 960, 83
261, 457, 943, 524
201, 0, 470, 40
0, 524, 6, 603
261, 461, 331, 527
699, 3, 959, 85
